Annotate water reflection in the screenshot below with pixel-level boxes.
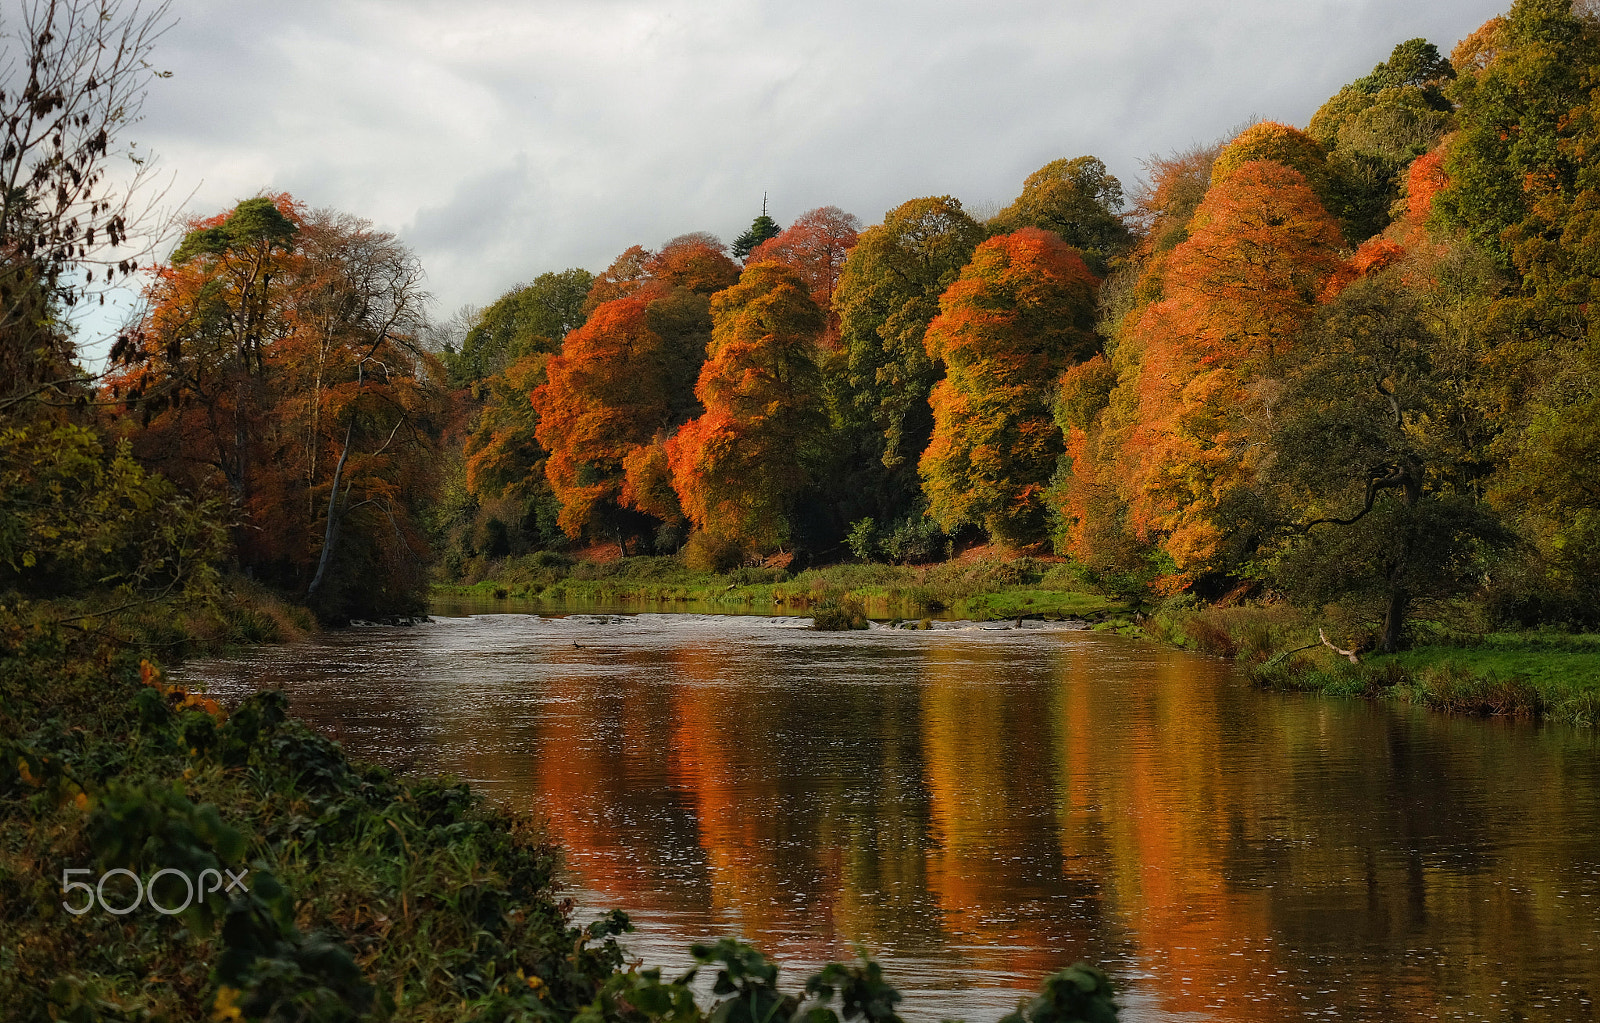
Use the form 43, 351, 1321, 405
176, 612, 1600, 1022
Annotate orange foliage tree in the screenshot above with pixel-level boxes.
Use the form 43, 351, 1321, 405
666, 263, 826, 553
918, 228, 1099, 546
1119, 161, 1344, 575
531, 235, 738, 549
533, 285, 708, 545
110, 196, 445, 617
584, 235, 739, 314
644, 233, 742, 295
747, 206, 861, 341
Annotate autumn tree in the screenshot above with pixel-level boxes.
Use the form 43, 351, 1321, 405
1436, 0, 1598, 263
113, 195, 301, 522
532, 283, 712, 548
747, 206, 861, 339
666, 262, 825, 553
113, 198, 445, 618
989, 156, 1131, 274
645, 233, 742, 295
1126, 143, 1223, 256
918, 228, 1099, 546
462, 356, 550, 500
1119, 161, 1344, 577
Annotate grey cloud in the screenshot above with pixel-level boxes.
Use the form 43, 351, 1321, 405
128, 0, 1507, 322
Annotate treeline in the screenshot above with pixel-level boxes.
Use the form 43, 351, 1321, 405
8, 0, 1595, 646
439, 1, 1600, 650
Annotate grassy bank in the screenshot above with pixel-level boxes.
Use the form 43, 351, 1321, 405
1144, 600, 1600, 726
437, 553, 1118, 622
0, 585, 643, 1021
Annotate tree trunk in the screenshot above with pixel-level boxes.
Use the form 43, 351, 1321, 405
1381, 585, 1408, 654
307, 420, 355, 601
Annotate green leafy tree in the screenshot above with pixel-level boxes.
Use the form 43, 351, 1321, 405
989, 155, 1132, 274
833, 195, 986, 475
444, 268, 594, 387
1430, 0, 1600, 622
1309, 39, 1456, 242
1436, 0, 1599, 263
1254, 274, 1510, 653
732, 203, 783, 262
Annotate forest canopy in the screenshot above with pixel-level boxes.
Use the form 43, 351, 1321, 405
7, 0, 1598, 652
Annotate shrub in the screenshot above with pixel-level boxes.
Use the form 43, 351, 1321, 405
682, 531, 745, 573
812, 594, 870, 631
846, 518, 878, 561
531, 549, 575, 569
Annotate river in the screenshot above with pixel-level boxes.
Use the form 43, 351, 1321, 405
173, 608, 1600, 1022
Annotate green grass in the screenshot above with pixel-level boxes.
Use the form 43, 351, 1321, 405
1136, 599, 1600, 726
1372, 641, 1600, 689
1247, 631, 1600, 726
437, 554, 1118, 622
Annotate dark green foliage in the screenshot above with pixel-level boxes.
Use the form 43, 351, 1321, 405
845, 518, 877, 561
999, 964, 1118, 1023
0, 423, 229, 599
172, 197, 298, 265
843, 514, 946, 565
733, 215, 782, 262
877, 515, 946, 565
1436, 0, 1599, 262
1254, 274, 1511, 651
446, 269, 595, 386
686, 940, 798, 1023
830, 196, 986, 513
1308, 39, 1456, 242
990, 156, 1131, 275
0, 630, 634, 1021
1352, 38, 1455, 95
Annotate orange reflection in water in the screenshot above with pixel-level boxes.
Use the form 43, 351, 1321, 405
920, 638, 1100, 979
664, 641, 840, 954
1056, 646, 1285, 1019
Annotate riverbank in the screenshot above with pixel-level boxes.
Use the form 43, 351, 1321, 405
442, 551, 1600, 726
0, 587, 633, 1020
1145, 600, 1600, 727
436, 552, 1119, 623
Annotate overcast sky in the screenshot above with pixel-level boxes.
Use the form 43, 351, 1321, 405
126, 0, 1506, 326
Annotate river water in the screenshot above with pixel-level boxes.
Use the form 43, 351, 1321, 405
173, 609, 1600, 1022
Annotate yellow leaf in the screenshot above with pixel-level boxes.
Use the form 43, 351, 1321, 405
212, 985, 244, 1021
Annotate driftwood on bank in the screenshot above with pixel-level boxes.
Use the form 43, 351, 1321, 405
1261, 627, 1363, 669
1319, 628, 1362, 664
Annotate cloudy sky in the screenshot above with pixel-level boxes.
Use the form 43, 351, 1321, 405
126, 0, 1505, 325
